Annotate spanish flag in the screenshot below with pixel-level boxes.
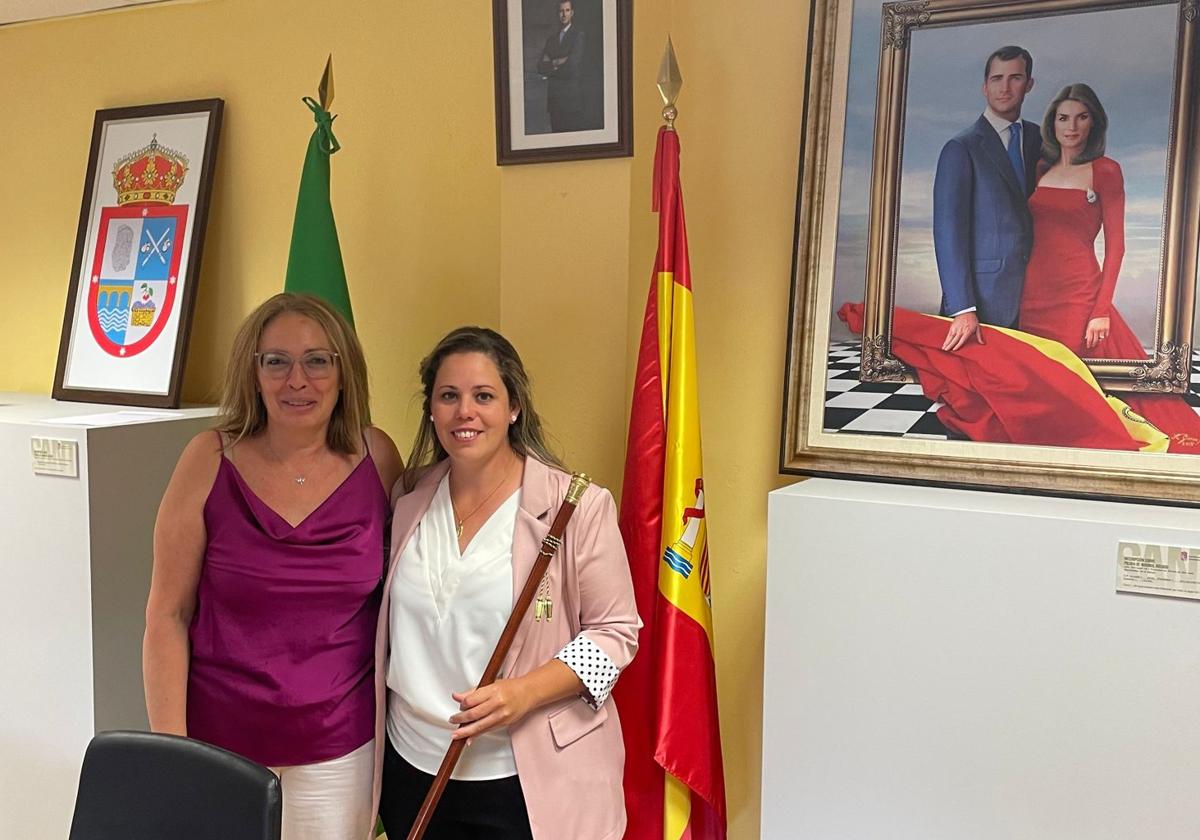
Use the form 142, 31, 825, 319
616, 126, 727, 840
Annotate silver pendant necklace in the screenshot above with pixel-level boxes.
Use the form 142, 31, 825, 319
266, 440, 318, 486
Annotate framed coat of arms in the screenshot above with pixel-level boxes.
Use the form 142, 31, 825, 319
53, 99, 223, 408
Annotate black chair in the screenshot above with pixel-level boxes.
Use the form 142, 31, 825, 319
68, 730, 281, 840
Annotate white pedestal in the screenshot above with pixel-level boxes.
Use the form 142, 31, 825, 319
0, 393, 216, 840
763, 478, 1200, 840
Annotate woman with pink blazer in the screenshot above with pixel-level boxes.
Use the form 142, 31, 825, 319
371, 326, 640, 840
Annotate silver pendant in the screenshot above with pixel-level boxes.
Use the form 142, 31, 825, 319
295, 476, 306, 486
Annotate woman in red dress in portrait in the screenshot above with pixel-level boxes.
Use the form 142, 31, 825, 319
1018, 83, 1138, 357
1018, 83, 1200, 450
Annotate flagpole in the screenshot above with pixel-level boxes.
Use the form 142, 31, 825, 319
658, 37, 682, 130
318, 54, 334, 110
656, 44, 696, 832
617, 36, 727, 840
284, 53, 354, 326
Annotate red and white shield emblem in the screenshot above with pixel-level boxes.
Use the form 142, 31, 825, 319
86, 204, 188, 358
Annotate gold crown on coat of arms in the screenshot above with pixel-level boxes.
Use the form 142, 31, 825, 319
112, 135, 189, 206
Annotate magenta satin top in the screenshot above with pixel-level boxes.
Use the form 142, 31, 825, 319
187, 452, 388, 766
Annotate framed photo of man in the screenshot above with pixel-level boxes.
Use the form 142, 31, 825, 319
53, 99, 223, 408
492, 0, 632, 165
781, 0, 1200, 505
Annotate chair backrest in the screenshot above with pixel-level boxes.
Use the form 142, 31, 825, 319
68, 730, 281, 840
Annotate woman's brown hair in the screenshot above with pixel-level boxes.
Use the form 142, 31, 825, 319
403, 326, 564, 491
1041, 83, 1109, 167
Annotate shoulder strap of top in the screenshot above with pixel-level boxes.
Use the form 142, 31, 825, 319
213, 428, 232, 463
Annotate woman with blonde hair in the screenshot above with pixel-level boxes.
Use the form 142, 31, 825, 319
144, 292, 402, 839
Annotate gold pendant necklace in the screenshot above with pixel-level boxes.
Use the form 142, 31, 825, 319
451, 462, 517, 539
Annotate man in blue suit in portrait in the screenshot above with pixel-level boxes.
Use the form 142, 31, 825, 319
933, 45, 1042, 351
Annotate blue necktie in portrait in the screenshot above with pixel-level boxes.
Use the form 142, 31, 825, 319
1007, 122, 1026, 193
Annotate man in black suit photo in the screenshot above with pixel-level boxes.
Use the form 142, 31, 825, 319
536, 0, 586, 132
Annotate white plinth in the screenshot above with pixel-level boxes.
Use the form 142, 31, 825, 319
763, 478, 1200, 840
0, 393, 216, 840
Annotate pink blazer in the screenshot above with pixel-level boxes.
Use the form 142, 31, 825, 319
370, 457, 640, 840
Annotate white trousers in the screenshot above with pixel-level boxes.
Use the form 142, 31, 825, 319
269, 739, 374, 840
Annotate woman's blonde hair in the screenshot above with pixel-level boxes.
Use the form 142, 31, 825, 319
216, 293, 371, 455
403, 326, 564, 491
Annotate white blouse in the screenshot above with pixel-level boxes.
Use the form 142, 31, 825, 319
386, 475, 520, 780
385, 472, 624, 780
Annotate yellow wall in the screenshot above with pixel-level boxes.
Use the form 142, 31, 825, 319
1, 0, 503, 437
663, 6, 810, 837
0, 0, 810, 835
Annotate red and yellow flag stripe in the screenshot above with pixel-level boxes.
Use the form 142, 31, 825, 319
617, 127, 727, 840
839, 302, 1171, 451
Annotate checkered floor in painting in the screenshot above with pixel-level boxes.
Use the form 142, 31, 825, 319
823, 341, 1200, 439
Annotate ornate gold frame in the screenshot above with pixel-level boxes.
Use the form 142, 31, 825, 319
861, 0, 1199, 392
781, 0, 1200, 504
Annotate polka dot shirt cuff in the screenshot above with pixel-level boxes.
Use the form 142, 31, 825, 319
555, 634, 620, 710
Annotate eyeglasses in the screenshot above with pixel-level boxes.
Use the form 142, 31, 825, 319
254, 350, 340, 380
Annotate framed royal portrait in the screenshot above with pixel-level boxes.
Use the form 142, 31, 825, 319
781, 0, 1200, 504
492, 0, 632, 165
53, 99, 223, 408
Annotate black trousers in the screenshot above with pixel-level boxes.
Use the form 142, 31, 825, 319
379, 739, 534, 840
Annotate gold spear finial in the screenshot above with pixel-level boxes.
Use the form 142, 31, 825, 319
656, 37, 683, 129
319, 54, 335, 110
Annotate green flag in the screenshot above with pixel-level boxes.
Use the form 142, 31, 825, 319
284, 95, 354, 327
